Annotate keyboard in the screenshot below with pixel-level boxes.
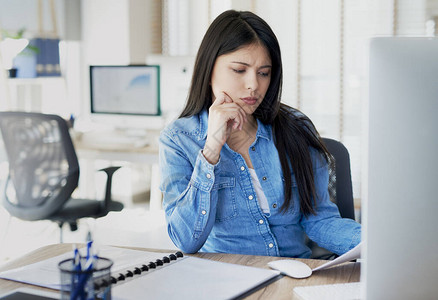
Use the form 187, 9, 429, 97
293, 282, 362, 300
79, 133, 149, 150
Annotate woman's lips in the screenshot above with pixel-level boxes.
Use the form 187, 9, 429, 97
241, 97, 258, 105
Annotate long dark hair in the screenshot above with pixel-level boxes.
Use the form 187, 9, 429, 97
180, 10, 329, 216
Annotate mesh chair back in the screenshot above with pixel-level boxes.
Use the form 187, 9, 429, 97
327, 157, 337, 205
0, 112, 79, 221
322, 137, 355, 220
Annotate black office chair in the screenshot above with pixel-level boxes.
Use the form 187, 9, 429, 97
0, 111, 124, 242
307, 137, 356, 259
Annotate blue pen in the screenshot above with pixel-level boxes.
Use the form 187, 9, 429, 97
86, 240, 93, 261
73, 245, 81, 269
83, 240, 94, 300
70, 241, 94, 300
70, 245, 81, 296
70, 256, 94, 300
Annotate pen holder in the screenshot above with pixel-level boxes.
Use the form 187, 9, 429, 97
58, 257, 113, 300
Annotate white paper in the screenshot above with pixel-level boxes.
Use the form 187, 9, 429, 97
112, 256, 280, 300
312, 241, 361, 272
0, 246, 174, 289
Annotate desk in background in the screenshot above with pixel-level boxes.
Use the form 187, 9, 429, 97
72, 129, 162, 210
0, 244, 360, 300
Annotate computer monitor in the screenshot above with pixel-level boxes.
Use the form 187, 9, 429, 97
89, 65, 163, 131
363, 37, 438, 299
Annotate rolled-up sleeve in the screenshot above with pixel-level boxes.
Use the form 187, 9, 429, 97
159, 130, 219, 253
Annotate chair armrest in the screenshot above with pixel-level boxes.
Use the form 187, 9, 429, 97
98, 166, 122, 209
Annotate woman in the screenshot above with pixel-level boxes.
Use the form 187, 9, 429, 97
159, 10, 361, 258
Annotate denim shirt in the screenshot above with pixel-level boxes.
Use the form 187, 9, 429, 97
159, 109, 361, 258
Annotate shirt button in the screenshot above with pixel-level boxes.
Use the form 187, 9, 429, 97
259, 219, 264, 224
240, 166, 245, 171
268, 243, 274, 248
272, 204, 277, 209
248, 195, 254, 200
206, 173, 211, 179
201, 210, 207, 215
262, 176, 267, 181
251, 146, 256, 151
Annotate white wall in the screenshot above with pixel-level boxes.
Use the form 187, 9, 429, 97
81, 0, 130, 65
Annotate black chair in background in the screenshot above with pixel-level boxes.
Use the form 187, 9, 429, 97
323, 137, 355, 220
307, 137, 356, 259
0, 111, 124, 242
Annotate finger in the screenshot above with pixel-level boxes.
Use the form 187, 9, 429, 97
211, 92, 228, 107
222, 92, 233, 103
233, 108, 246, 131
223, 99, 248, 125
220, 103, 247, 130
218, 106, 240, 130
233, 106, 247, 131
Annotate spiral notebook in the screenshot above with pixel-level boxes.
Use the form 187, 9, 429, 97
0, 246, 280, 300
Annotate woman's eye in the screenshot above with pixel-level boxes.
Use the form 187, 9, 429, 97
259, 71, 270, 77
232, 69, 245, 74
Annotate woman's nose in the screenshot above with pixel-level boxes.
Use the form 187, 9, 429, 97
246, 72, 259, 92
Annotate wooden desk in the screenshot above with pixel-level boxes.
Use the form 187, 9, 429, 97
0, 244, 360, 299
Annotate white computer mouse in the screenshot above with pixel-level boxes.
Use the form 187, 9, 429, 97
268, 259, 312, 279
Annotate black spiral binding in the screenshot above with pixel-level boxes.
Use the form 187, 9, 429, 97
94, 251, 184, 290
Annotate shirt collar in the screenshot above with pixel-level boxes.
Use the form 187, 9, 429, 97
255, 118, 272, 141
198, 109, 272, 141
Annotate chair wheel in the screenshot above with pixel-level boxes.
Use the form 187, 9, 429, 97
69, 222, 78, 231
